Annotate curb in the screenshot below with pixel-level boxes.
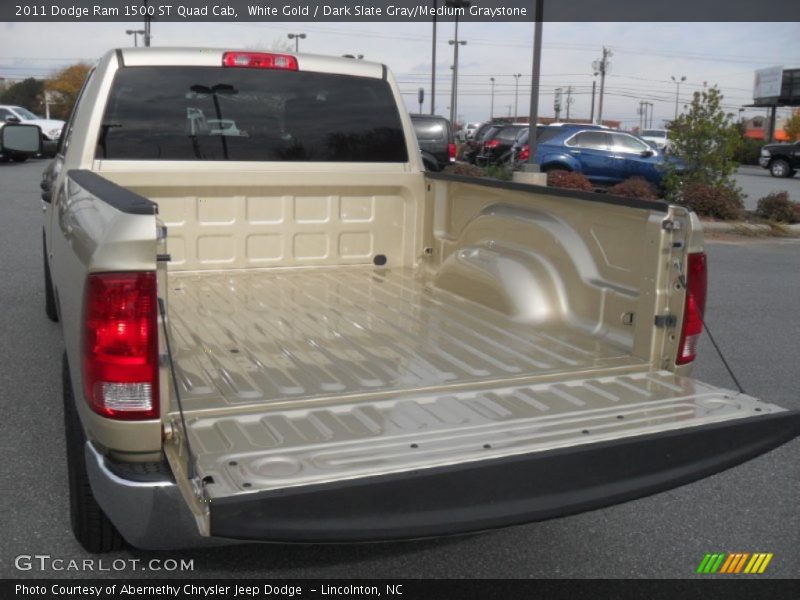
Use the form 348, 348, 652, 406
700, 220, 800, 234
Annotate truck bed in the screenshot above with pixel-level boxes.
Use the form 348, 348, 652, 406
164, 265, 787, 507
166, 265, 644, 413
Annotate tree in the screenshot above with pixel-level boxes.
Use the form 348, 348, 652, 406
0, 78, 45, 114
45, 63, 92, 120
663, 85, 743, 199
784, 108, 800, 142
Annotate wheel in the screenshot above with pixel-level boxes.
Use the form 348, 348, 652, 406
62, 352, 125, 552
12, 154, 28, 163
769, 158, 791, 178
43, 235, 59, 322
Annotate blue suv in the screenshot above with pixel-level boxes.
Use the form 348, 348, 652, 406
515, 125, 671, 186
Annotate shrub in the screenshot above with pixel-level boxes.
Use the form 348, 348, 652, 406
607, 177, 660, 201
678, 182, 743, 220
547, 170, 593, 191
733, 136, 763, 166
442, 163, 486, 178
756, 191, 799, 223
486, 163, 513, 181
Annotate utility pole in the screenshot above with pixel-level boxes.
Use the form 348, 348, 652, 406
513, 73, 522, 120
647, 102, 654, 128
593, 47, 612, 125
637, 101, 644, 131
590, 76, 597, 123
565, 86, 573, 121
554, 87, 562, 122
489, 77, 495, 120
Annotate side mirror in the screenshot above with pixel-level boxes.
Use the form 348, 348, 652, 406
641, 148, 655, 157
1, 123, 42, 154
5, 115, 21, 124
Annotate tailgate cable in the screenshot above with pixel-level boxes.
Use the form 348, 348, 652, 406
157, 297, 196, 480
678, 274, 746, 395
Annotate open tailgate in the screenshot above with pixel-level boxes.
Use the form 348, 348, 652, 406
166, 370, 800, 542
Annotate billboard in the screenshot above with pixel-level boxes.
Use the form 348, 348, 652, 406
753, 66, 783, 102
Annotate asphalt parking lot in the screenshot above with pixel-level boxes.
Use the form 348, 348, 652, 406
1, 158, 798, 579
734, 165, 800, 211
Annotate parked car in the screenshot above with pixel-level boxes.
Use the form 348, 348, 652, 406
515, 126, 671, 186
475, 123, 528, 166
759, 141, 800, 178
510, 124, 610, 164
463, 122, 501, 164
463, 122, 483, 139
410, 114, 455, 171
0, 105, 64, 158
640, 128, 669, 151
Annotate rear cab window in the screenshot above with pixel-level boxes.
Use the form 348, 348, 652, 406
96, 66, 408, 162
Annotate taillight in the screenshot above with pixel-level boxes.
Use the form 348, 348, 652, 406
519, 144, 530, 162
676, 252, 707, 365
484, 139, 500, 149
448, 143, 457, 162
222, 52, 298, 70
82, 272, 159, 420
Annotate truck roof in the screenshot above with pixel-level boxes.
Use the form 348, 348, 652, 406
114, 47, 386, 79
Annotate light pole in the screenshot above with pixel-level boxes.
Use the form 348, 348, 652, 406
522, 0, 544, 173
125, 29, 145, 47
513, 73, 522, 120
430, 0, 437, 115
448, 38, 467, 127
671, 75, 686, 120
142, 0, 151, 46
288, 33, 306, 52
489, 77, 495, 120
446, 0, 470, 127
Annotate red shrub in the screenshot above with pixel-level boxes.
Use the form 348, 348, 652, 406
607, 177, 660, 201
547, 170, 593, 191
679, 183, 743, 221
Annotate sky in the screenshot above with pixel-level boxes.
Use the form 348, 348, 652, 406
1, 20, 799, 128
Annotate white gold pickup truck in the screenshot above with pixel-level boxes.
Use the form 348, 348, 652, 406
38, 47, 800, 552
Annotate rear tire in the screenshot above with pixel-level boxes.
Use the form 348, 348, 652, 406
769, 158, 791, 178
43, 235, 58, 322
63, 353, 125, 553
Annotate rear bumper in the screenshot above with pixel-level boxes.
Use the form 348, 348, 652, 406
86, 411, 800, 548
84, 443, 226, 550
210, 410, 800, 543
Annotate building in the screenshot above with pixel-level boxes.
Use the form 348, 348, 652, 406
742, 115, 792, 142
